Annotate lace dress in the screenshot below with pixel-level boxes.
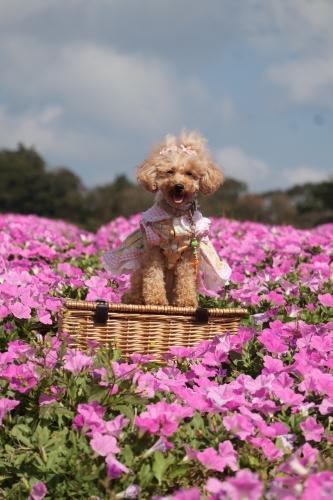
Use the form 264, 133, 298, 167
104, 203, 231, 291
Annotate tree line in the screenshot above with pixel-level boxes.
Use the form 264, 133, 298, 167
0, 144, 332, 231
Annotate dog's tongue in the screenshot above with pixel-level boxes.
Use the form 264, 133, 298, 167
173, 193, 184, 204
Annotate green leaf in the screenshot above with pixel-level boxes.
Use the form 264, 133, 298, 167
13, 453, 28, 467
10, 425, 32, 447
122, 395, 150, 406
152, 452, 174, 485
114, 404, 134, 424
46, 450, 61, 473
39, 403, 74, 420
58, 337, 68, 360
112, 348, 122, 361
122, 444, 134, 467
168, 464, 191, 479
5, 444, 16, 453
35, 426, 50, 446
139, 463, 153, 489
248, 454, 259, 466
87, 385, 110, 403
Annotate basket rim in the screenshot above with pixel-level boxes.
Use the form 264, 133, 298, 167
63, 299, 248, 317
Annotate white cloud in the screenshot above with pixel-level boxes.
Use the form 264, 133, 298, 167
0, 34, 233, 185
282, 166, 332, 186
0, 105, 123, 185
216, 147, 270, 191
266, 57, 333, 107
243, 0, 333, 54
242, 0, 333, 107
0, 105, 62, 152
1, 35, 227, 136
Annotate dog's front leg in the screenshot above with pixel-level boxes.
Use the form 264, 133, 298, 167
142, 246, 169, 306
122, 269, 144, 304
173, 249, 198, 307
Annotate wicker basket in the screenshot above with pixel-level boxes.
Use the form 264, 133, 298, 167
59, 299, 247, 357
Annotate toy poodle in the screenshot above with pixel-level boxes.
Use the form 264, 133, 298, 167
104, 130, 231, 307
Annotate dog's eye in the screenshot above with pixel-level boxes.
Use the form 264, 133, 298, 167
186, 172, 193, 176
167, 170, 174, 174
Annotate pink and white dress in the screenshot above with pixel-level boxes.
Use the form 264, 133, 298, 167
104, 203, 231, 291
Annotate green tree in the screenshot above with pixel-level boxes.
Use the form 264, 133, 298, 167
0, 144, 88, 225
86, 175, 153, 230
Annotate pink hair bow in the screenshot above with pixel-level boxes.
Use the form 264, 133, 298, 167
178, 144, 197, 155
160, 144, 197, 156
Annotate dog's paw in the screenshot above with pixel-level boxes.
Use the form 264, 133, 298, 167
144, 293, 169, 306
145, 297, 169, 306
121, 292, 144, 305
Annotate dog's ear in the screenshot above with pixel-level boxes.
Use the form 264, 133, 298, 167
199, 160, 224, 196
136, 160, 158, 193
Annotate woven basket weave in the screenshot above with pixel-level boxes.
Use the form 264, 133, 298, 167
59, 299, 247, 357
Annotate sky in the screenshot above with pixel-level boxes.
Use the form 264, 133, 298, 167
0, 0, 332, 193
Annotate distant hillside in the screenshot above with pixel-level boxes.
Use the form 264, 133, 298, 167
1, 144, 332, 231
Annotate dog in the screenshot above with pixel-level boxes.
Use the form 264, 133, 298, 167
104, 130, 231, 307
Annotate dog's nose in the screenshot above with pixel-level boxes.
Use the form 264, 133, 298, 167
174, 184, 184, 193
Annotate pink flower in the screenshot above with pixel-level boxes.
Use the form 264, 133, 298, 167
115, 484, 141, 499
197, 447, 227, 472
63, 350, 93, 375
206, 385, 234, 408
249, 437, 284, 461
37, 306, 52, 325
90, 432, 120, 456
265, 291, 286, 307
223, 413, 255, 440
106, 454, 130, 478
273, 388, 304, 407
172, 488, 202, 500
0, 398, 20, 425
319, 397, 333, 415
105, 415, 129, 438
134, 372, 159, 398
258, 331, 288, 355
134, 414, 178, 436
134, 401, 190, 436
218, 440, 238, 471
0, 351, 17, 367
183, 444, 198, 460
302, 471, 333, 500
130, 353, 155, 364
1, 364, 38, 393
306, 303, 316, 310
318, 293, 333, 307
8, 301, 31, 319
262, 356, 284, 375
143, 437, 174, 457
169, 347, 195, 359
39, 394, 58, 405
206, 469, 263, 500
300, 417, 324, 442
84, 276, 108, 288
75, 401, 106, 433
285, 304, 303, 317
28, 482, 47, 500
205, 477, 228, 497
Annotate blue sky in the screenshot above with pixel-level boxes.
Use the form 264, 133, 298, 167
0, 0, 332, 192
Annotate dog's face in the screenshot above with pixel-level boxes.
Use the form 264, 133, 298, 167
155, 155, 202, 209
136, 130, 224, 209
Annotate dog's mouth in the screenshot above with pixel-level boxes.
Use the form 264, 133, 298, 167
172, 192, 185, 204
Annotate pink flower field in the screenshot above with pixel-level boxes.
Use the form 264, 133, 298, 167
0, 212, 333, 499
